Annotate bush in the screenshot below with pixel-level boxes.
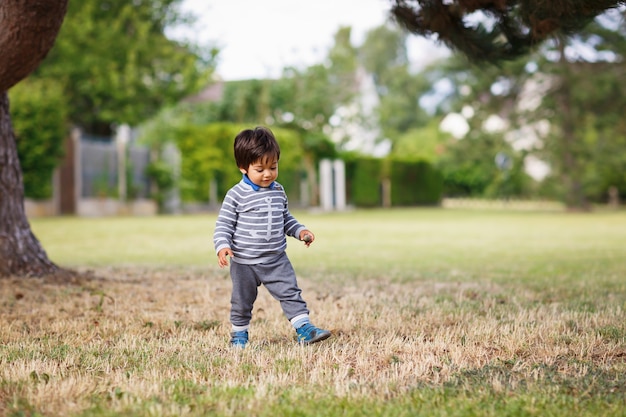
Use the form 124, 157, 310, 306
9, 79, 69, 199
389, 158, 443, 206
345, 156, 384, 207
146, 161, 175, 210
174, 123, 304, 202
345, 155, 443, 207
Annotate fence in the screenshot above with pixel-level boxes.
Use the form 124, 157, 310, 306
25, 125, 157, 217
80, 132, 151, 199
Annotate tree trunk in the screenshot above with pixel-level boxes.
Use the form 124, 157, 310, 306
0, 0, 69, 277
0, 93, 61, 276
0, 0, 69, 92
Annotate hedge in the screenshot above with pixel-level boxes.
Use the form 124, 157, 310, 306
345, 156, 383, 207
345, 155, 442, 207
174, 123, 304, 203
389, 158, 443, 206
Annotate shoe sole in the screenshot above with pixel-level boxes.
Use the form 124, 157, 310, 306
299, 331, 331, 345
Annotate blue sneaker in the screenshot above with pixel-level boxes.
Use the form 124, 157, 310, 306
230, 330, 248, 348
296, 323, 331, 344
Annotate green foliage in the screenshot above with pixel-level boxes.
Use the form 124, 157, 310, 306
174, 123, 236, 202
326, 27, 359, 106
345, 155, 443, 207
478, 149, 533, 200
391, 121, 450, 162
279, 65, 339, 130
360, 24, 408, 82
138, 73, 338, 205
360, 24, 431, 140
345, 155, 384, 207
530, 51, 626, 206
32, 0, 215, 134
137, 105, 195, 150
567, 68, 626, 203
436, 134, 502, 198
296, 129, 337, 161
588, 121, 626, 202
136, 26, 375, 208
208, 64, 346, 134
377, 65, 431, 138
9, 79, 68, 199
146, 161, 175, 191
218, 79, 271, 124
266, 127, 305, 201
389, 158, 443, 206
145, 160, 175, 210
483, 169, 532, 200
425, 13, 626, 207
173, 123, 304, 202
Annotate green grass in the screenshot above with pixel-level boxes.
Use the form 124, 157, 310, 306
34, 208, 626, 284
1, 207, 624, 416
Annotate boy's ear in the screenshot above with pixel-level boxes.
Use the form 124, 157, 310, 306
239, 167, 247, 174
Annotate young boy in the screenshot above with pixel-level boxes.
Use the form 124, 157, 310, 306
213, 126, 331, 348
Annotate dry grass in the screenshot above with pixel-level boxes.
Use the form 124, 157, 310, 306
2, 265, 625, 416
2, 209, 626, 416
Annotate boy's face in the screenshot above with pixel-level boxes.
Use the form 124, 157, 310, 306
240, 157, 278, 187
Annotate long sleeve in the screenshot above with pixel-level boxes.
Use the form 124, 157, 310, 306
283, 199, 306, 239
213, 189, 238, 254
213, 180, 304, 265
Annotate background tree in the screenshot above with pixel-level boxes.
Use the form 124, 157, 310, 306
326, 26, 360, 105
508, 12, 626, 207
391, 0, 626, 62
359, 24, 431, 144
0, 0, 68, 277
31, 0, 215, 135
434, 54, 534, 197
410, 6, 626, 207
533, 29, 626, 207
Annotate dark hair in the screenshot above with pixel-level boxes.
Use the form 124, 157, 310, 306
234, 126, 281, 169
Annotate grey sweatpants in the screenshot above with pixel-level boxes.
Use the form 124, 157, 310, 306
229, 252, 309, 327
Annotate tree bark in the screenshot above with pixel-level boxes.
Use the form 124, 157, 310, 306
0, 0, 69, 277
0, 0, 69, 92
0, 93, 61, 276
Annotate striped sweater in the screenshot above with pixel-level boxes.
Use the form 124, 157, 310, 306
213, 179, 306, 265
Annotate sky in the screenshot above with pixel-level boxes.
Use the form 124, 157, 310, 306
174, 0, 449, 80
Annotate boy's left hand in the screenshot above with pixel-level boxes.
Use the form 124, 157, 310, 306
300, 230, 315, 247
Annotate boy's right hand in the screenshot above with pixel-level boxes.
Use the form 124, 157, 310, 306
217, 248, 234, 268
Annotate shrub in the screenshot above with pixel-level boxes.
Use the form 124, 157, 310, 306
389, 158, 443, 206
174, 123, 304, 202
345, 155, 443, 207
9, 79, 69, 199
345, 156, 383, 207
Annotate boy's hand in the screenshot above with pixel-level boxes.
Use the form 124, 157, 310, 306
217, 248, 234, 268
300, 230, 315, 247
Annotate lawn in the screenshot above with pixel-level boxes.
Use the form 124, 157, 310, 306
1, 208, 625, 416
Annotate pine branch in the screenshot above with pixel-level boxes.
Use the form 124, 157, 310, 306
391, 0, 626, 63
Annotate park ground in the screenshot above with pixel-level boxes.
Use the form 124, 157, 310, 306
1, 207, 625, 416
